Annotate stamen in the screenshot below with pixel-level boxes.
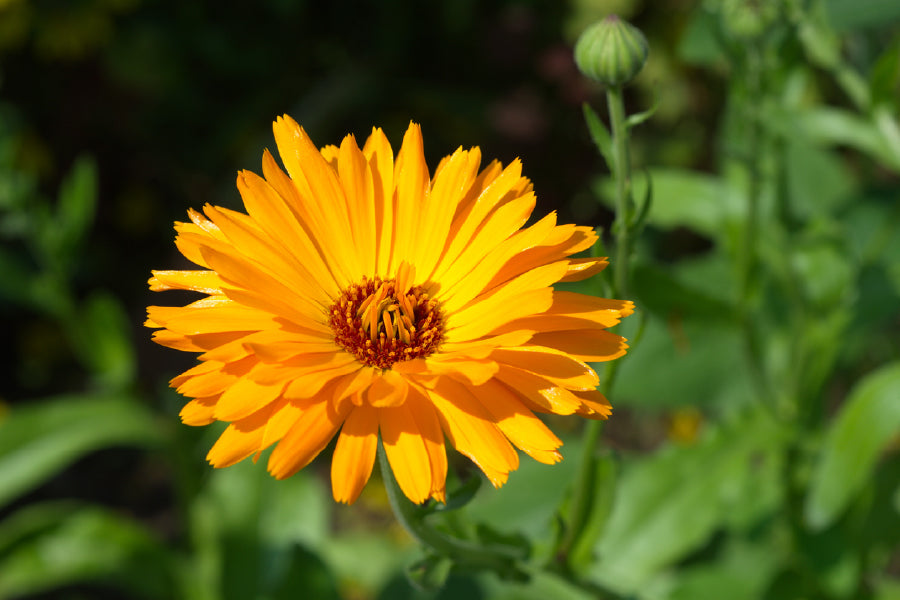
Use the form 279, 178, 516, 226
329, 274, 445, 369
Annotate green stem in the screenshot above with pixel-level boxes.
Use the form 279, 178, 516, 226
559, 84, 638, 577
606, 84, 634, 299
378, 443, 522, 572
735, 45, 772, 406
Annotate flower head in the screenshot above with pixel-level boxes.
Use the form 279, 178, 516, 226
147, 115, 633, 504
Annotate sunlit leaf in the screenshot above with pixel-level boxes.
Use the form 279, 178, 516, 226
0, 395, 165, 509
0, 502, 176, 599
583, 103, 615, 172
805, 361, 900, 530
590, 409, 785, 592
70, 291, 137, 389
56, 155, 97, 254
594, 169, 744, 239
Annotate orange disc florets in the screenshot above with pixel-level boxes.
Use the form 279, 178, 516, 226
329, 276, 444, 369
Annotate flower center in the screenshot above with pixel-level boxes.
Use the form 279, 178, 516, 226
329, 272, 444, 369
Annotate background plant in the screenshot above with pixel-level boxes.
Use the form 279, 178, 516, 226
0, 1, 898, 599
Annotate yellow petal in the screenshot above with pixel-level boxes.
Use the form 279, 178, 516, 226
431, 159, 526, 281
272, 115, 361, 283
437, 208, 554, 311
199, 246, 330, 334
573, 389, 613, 419
560, 257, 609, 282
267, 399, 351, 479
255, 154, 345, 296
203, 203, 331, 308
175, 356, 256, 398
493, 365, 582, 415
214, 376, 285, 421
435, 192, 537, 305
528, 329, 628, 363
283, 359, 363, 400
405, 386, 449, 502
179, 395, 219, 426
393, 357, 499, 386
149, 270, 223, 294
391, 122, 429, 273
413, 147, 479, 277
492, 347, 599, 391
379, 400, 434, 504
474, 380, 562, 464
361, 127, 395, 277
336, 134, 377, 277
426, 377, 519, 485
207, 402, 277, 468
366, 368, 409, 408
331, 403, 378, 504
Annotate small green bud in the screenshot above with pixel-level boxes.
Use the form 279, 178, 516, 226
574, 15, 649, 87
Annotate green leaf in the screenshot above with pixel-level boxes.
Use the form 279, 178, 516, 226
869, 37, 900, 108
428, 474, 481, 514
784, 140, 855, 218
805, 361, 900, 530
668, 538, 782, 600
594, 168, 744, 238
565, 452, 617, 573
0, 395, 164, 509
69, 291, 137, 389
625, 87, 659, 130
56, 155, 97, 253
590, 409, 785, 592
583, 103, 615, 172
0, 502, 176, 599
824, 0, 900, 32
631, 258, 736, 324
769, 107, 900, 171
407, 554, 453, 591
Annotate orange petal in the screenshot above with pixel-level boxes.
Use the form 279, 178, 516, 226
493, 365, 582, 415
366, 368, 409, 407
390, 122, 429, 273
573, 389, 613, 420
331, 403, 378, 504
474, 380, 562, 464
214, 376, 285, 421
282, 359, 363, 400
207, 402, 277, 468
267, 399, 351, 479
379, 393, 439, 504
560, 257, 608, 282
492, 347, 599, 391
179, 395, 219, 426
405, 386, 449, 502
426, 377, 519, 486
528, 329, 628, 363
149, 270, 223, 294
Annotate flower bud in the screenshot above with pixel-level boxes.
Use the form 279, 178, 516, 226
574, 15, 649, 87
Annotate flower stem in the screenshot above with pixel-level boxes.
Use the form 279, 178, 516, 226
377, 442, 524, 573
560, 82, 637, 576
607, 84, 634, 299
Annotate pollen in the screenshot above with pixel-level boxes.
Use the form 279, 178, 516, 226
329, 264, 444, 369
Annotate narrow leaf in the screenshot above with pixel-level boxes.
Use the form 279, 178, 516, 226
583, 103, 615, 172
0, 395, 165, 508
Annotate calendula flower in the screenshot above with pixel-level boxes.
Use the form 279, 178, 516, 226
147, 115, 633, 504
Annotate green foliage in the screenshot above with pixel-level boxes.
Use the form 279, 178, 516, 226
0, 395, 164, 509
805, 362, 900, 530
1, 0, 898, 598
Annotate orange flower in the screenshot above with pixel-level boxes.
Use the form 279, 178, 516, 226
146, 115, 633, 504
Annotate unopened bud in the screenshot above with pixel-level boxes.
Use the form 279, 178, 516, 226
575, 15, 649, 87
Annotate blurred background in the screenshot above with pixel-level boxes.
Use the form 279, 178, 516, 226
1, 0, 899, 599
